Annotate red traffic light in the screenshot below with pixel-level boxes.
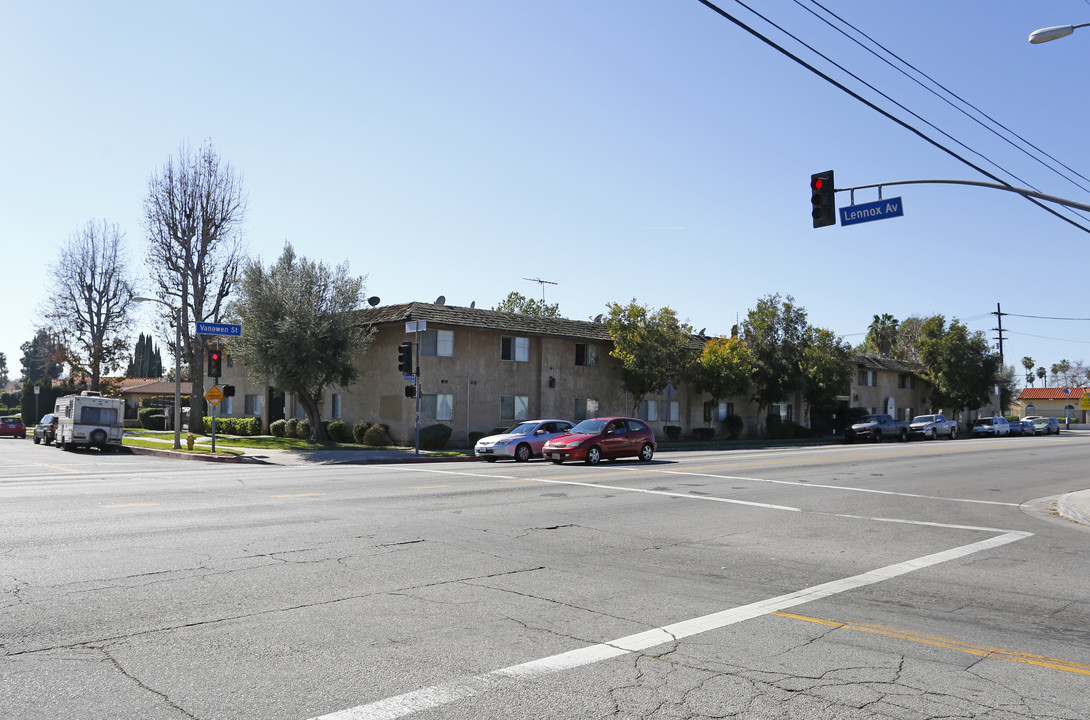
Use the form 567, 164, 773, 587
811, 177, 824, 191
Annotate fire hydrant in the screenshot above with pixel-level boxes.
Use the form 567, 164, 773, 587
186, 433, 196, 451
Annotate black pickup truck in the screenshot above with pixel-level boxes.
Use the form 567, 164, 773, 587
846, 413, 909, 443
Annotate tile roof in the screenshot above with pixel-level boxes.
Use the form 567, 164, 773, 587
1017, 387, 1089, 400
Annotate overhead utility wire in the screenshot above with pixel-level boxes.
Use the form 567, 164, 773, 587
802, 0, 1090, 203
694, 0, 1090, 235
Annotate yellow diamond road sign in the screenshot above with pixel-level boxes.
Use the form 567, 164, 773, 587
205, 386, 224, 406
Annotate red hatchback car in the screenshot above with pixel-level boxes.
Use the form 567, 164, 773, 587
542, 417, 656, 465
0, 416, 27, 439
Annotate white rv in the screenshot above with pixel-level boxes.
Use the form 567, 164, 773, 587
54, 391, 126, 451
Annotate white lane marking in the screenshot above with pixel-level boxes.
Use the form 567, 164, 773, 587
534, 477, 801, 513
307, 530, 1032, 720
667, 470, 1021, 507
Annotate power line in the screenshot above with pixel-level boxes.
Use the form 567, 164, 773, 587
694, 0, 1090, 234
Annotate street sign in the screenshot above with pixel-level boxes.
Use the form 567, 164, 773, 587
839, 197, 904, 227
204, 386, 224, 406
1080, 394, 1090, 411
197, 322, 242, 337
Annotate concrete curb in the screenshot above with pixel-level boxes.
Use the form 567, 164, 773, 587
1056, 491, 1090, 527
126, 446, 245, 463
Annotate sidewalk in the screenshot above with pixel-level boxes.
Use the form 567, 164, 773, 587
1057, 490, 1090, 528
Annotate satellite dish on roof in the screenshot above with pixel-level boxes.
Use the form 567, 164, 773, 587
367, 296, 380, 307
470, 301, 475, 309
594, 314, 603, 323
435, 295, 446, 306
698, 328, 706, 336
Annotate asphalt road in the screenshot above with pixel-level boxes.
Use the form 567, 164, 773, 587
2, 433, 1089, 719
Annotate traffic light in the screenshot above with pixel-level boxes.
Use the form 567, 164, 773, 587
811, 170, 836, 228
222, 384, 235, 397
397, 341, 413, 373
207, 349, 222, 378
404, 385, 416, 398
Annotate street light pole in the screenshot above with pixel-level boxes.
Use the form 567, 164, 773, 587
133, 296, 183, 450
1029, 22, 1090, 44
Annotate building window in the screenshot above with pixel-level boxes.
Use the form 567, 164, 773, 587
501, 336, 529, 362
575, 343, 599, 367
421, 329, 454, 357
858, 369, 876, 387
500, 395, 529, 421
226, 354, 233, 368
574, 397, 599, 422
898, 374, 913, 389
718, 401, 734, 422
332, 393, 342, 419
639, 401, 680, 423
244, 394, 263, 416
421, 393, 453, 421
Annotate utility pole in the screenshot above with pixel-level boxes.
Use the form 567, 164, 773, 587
992, 303, 1006, 362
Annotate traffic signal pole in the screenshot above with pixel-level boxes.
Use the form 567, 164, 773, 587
414, 333, 421, 456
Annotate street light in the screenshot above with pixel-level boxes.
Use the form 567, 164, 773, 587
133, 296, 183, 450
1029, 22, 1090, 44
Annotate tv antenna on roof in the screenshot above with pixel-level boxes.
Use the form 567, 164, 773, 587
524, 277, 557, 304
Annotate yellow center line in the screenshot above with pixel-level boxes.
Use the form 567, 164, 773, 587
273, 493, 326, 498
773, 611, 1090, 675
36, 463, 83, 474
100, 502, 160, 509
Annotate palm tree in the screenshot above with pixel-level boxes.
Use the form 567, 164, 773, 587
866, 313, 899, 358
1022, 356, 1035, 386
1037, 366, 1047, 388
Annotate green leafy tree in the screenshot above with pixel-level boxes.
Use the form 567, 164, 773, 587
802, 327, 853, 410
605, 300, 694, 415
20, 329, 66, 383
1036, 366, 1047, 387
918, 316, 1000, 414
740, 294, 810, 424
127, 333, 165, 378
891, 315, 929, 363
997, 363, 1019, 413
865, 313, 899, 357
493, 291, 560, 317
227, 243, 373, 443
0, 352, 7, 387
691, 337, 753, 412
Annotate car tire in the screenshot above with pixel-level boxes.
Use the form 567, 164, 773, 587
948, 428, 957, 440
929, 429, 937, 441
872, 432, 881, 443
584, 446, 601, 465
484, 457, 497, 462
638, 443, 654, 462
550, 459, 563, 465
33, 435, 40, 445
514, 444, 532, 463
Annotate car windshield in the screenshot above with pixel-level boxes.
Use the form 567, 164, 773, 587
977, 419, 994, 426
858, 416, 879, 423
571, 419, 608, 434
912, 416, 936, 423
503, 422, 537, 435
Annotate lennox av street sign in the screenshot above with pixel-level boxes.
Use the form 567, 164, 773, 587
839, 197, 904, 227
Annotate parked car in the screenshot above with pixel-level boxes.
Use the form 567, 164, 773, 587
474, 419, 574, 462
908, 414, 958, 440
1024, 416, 1060, 435
846, 414, 909, 443
542, 417, 656, 465
1008, 419, 1034, 436
33, 413, 58, 445
0, 416, 27, 439
971, 416, 1010, 437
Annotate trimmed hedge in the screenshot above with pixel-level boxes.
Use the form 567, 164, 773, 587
199, 416, 262, 436
419, 424, 452, 450
138, 408, 166, 430
270, 419, 287, 437
362, 424, 393, 446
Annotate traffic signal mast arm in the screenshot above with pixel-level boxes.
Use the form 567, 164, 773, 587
842, 178, 1090, 214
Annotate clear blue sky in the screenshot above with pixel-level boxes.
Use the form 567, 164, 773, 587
3, 2, 1089, 385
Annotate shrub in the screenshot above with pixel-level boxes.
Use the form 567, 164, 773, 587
270, 419, 287, 437
353, 421, 372, 443
285, 418, 298, 438
362, 424, 393, 446
664, 425, 682, 442
326, 420, 350, 443
419, 424, 452, 450
296, 418, 311, 440
468, 431, 487, 446
692, 427, 715, 442
723, 414, 744, 440
765, 413, 783, 439
138, 408, 166, 430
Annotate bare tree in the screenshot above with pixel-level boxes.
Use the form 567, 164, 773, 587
43, 220, 135, 390
143, 140, 246, 427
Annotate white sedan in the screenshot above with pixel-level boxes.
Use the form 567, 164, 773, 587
474, 419, 574, 462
